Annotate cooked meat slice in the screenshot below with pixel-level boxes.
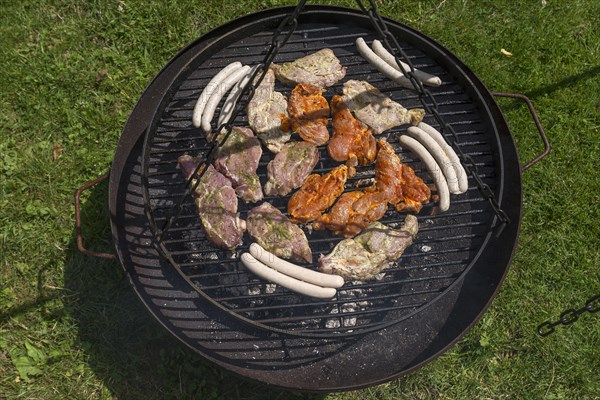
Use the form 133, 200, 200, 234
328, 95, 377, 171
213, 126, 263, 203
374, 139, 431, 213
247, 202, 312, 263
272, 48, 346, 88
314, 190, 389, 238
342, 80, 425, 134
315, 140, 430, 237
247, 68, 291, 153
177, 155, 246, 250
263, 141, 319, 197
318, 215, 418, 280
288, 83, 330, 146
288, 164, 349, 224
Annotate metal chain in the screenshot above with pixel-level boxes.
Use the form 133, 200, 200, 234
157, 0, 511, 241
537, 294, 599, 337
354, 0, 510, 236
155, 0, 307, 241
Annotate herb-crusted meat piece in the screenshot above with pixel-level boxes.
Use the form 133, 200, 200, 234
247, 68, 291, 153
342, 80, 425, 134
178, 155, 246, 250
263, 141, 319, 197
247, 202, 312, 263
318, 215, 418, 280
214, 126, 263, 203
272, 48, 346, 88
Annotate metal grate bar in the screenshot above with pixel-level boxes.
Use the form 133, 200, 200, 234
139, 11, 506, 338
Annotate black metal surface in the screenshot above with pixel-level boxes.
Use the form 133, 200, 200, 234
141, 6, 510, 338
108, 5, 523, 391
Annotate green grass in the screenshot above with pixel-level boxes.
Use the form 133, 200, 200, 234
1, 0, 599, 399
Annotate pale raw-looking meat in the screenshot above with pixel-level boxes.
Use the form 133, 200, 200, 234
177, 155, 246, 250
318, 215, 418, 280
214, 126, 263, 203
342, 80, 425, 134
272, 48, 346, 88
247, 68, 291, 153
263, 141, 319, 197
246, 202, 313, 263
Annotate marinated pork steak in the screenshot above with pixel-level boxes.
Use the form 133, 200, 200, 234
328, 95, 377, 172
314, 190, 389, 238
272, 48, 346, 88
247, 68, 291, 153
288, 83, 330, 146
318, 215, 418, 280
214, 126, 263, 203
342, 80, 425, 134
315, 140, 430, 237
246, 202, 312, 263
288, 164, 349, 224
178, 155, 246, 250
263, 141, 319, 197
374, 139, 431, 213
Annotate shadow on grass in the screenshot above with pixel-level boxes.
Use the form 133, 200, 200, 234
494, 65, 600, 111
62, 180, 325, 400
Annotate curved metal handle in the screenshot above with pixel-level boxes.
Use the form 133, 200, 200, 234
492, 92, 551, 172
74, 171, 116, 260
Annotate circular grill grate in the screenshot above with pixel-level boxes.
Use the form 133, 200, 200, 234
141, 14, 502, 338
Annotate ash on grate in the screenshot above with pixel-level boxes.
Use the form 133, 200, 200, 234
325, 286, 371, 329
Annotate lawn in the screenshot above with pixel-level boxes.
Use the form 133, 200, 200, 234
1, 0, 599, 399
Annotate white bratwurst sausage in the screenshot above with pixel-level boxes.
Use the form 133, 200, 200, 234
249, 243, 344, 288
407, 126, 460, 194
371, 40, 442, 87
417, 122, 469, 193
192, 61, 242, 128
240, 253, 337, 299
217, 65, 259, 129
399, 135, 450, 212
355, 38, 414, 89
201, 65, 251, 138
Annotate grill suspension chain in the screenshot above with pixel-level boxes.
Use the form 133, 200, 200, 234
354, 0, 510, 236
154, 0, 308, 243
155, 0, 509, 243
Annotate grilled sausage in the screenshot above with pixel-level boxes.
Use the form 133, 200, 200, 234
240, 253, 337, 299
417, 122, 468, 193
407, 126, 460, 194
192, 61, 242, 128
249, 243, 344, 288
399, 135, 450, 212
355, 38, 414, 89
202, 65, 251, 138
371, 40, 442, 87
217, 65, 259, 129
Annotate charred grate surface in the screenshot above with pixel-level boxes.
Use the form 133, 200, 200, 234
142, 19, 500, 337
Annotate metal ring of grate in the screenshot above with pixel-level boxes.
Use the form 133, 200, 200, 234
140, 9, 505, 338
